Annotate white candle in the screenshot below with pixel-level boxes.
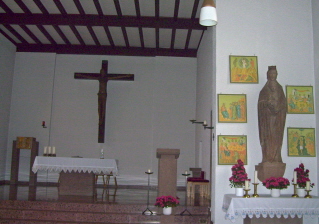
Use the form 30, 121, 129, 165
44, 146, 47, 154
306, 181, 310, 190
185, 170, 188, 174
294, 171, 297, 184
48, 146, 51, 154
203, 120, 207, 125
254, 171, 258, 183
148, 169, 151, 173
245, 180, 249, 190
52, 147, 56, 154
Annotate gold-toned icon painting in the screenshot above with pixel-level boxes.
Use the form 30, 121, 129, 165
287, 128, 316, 157
218, 94, 247, 123
286, 85, 314, 114
218, 135, 247, 165
229, 55, 258, 83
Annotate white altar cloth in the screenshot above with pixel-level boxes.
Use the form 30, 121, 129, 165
32, 156, 118, 175
223, 194, 319, 222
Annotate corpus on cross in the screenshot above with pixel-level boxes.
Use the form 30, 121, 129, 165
74, 60, 134, 143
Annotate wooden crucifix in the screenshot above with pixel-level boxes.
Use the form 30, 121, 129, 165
74, 60, 134, 143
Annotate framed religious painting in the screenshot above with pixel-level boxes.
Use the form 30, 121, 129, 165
286, 85, 314, 114
218, 94, 247, 123
287, 127, 316, 157
218, 135, 247, 165
229, 55, 258, 83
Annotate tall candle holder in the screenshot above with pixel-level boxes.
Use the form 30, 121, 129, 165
252, 183, 259, 197
292, 184, 299, 197
305, 190, 312, 198
142, 171, 154, 215
243, 189, 250, 198
180, 173, 191, 216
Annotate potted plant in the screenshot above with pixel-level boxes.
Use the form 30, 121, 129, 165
262, 177, 290, 197
293, 163, 314, 196
229, 159, 250, 196
154, 195, 179, 215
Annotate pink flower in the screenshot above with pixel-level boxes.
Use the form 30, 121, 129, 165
229, 159, 250, 188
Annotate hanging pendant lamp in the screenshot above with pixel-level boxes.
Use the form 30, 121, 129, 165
199, 0, 217, 26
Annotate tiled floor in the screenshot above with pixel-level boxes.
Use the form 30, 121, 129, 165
0, 185, 210, 206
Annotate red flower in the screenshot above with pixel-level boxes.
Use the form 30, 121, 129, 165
262, 177, 290, 190
292, 163, 315, 189
229, 159, 250, 188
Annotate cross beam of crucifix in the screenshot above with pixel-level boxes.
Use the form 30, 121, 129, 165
74, 60, 134, 143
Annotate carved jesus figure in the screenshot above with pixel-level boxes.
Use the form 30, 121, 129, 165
258, 66, 287, 163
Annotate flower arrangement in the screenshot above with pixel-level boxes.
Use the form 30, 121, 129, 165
229, 159, 250, 188
154, 195, 179, 208
262, 177, 290, 190
293, 163, 315, 189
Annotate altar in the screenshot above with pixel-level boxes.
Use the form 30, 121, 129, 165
32, 156, 118, 196
223, 194, 319, 224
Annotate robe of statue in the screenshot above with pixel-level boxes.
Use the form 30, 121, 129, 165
258, 66, 287, 163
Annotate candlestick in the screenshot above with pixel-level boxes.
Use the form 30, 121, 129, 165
254, 171, 258, 184
306, 181, 310, 190
243, 189, 250, 198
294, 171, 297, 184
252, 183, 259, 197
305, 190, 312, 198
184, 170, 188, 175
291, 183, 298, 198
48, 146, 51, 155
245, 180, 249, 190
147, 169, 151, 173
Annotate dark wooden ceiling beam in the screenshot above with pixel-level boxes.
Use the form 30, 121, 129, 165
15, 0, 32, 14
70, 25, 85, 45
3, 24, 28, 44
16, 44, 197, 57
134, 0, 144, 48
0, 14, 204, 30
93, 0, 104, 17
37, 25, 57, 45
53, 0, 67, 15
53, 25, 71, 45
87, 26, 100, 46
20, 24, 42, 44
103, 25, 115, 47
173, 0, 180, 20
0, 28, 17, 44
74, 0, 85, 15
0, 0, 13, 14
34, 0, 49, 14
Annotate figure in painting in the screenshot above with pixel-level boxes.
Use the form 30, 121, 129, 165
258, 66, 287, 163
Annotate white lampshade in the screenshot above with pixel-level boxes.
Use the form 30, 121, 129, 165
199, 0, 217, 26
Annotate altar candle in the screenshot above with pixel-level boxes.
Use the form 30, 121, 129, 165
52, 147, 56, 154
203, 120, 207, 126
44, 146, 47, 154
148, 169, 151, 173
306, 181, 310, 190
48, 146, 51, 154
294, 171, 297, 184
254, 171, 258, 183
245, 180, 249, 190
184, 170, 188, 174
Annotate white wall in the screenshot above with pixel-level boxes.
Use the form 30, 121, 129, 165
213, 1, 317, 223
6, 53, 197, 186
0, 34, 16, 180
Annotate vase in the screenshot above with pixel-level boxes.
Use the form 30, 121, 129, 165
297, 188, 306, 197
235, 187, 244, 196
271, 189, 281, 197
163, 207, 172, 215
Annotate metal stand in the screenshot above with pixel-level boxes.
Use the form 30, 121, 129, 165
252, 183, 259, 197
180, 173, 191, 216
142, 171, 154, 215
243, 189, 250, 198
292, 184, 299, 197
305, 190, 312, 198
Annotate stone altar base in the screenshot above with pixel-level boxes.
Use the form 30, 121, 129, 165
244, 217, 302, 224
59, 171, 95, 196
255, 162, 286, 182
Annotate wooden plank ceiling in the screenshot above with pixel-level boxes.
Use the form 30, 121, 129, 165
0, 0, 207, 57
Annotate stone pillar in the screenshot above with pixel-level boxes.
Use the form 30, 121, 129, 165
156, 148, 180, 197
255, 162, 286, 182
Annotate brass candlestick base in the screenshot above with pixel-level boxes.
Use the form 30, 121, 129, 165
292, 184, 299, 197
252, 183, 259, 197
243, 189, 250, 198
305, 190, 312, 198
